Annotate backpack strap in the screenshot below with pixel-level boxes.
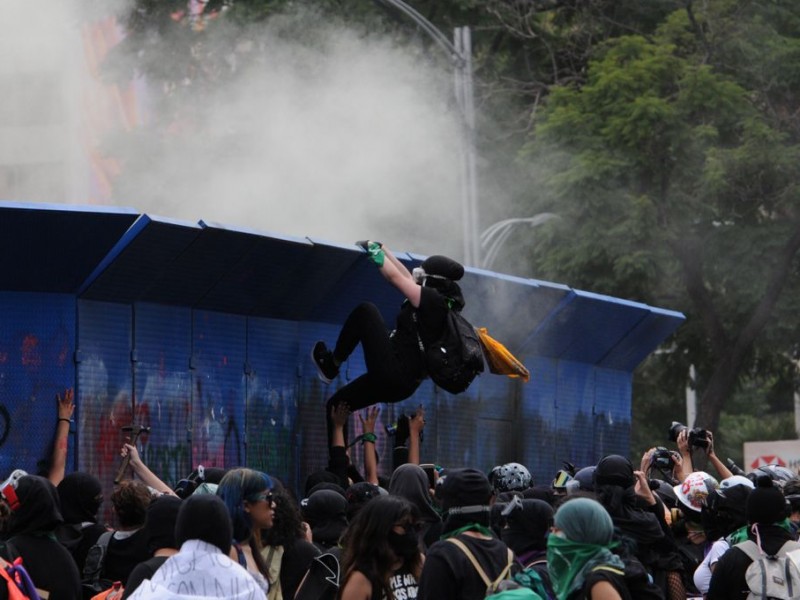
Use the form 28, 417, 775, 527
786, 547, 800, 572
525, 558, 548, 569
411, 312, 426, 355
232, 542, 247, 568
446, 537, 514, 591
776, 541, 800, 557
490, 550, 515, 591
735, 540, 762, 562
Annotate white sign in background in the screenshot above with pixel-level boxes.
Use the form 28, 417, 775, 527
744, 440, 800, 474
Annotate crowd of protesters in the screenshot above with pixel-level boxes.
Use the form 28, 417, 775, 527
1, 389, 800, 600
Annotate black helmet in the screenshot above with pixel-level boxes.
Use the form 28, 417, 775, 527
748, 464, 798, 487
490, 463, 532, 493
571, 466, 596, 493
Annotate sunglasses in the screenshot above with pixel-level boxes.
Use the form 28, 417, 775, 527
250, 492, 275, 505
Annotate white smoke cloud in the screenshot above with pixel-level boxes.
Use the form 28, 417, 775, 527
0, 0, 471, 259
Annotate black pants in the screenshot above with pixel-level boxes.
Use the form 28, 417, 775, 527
325, 302, 421, 445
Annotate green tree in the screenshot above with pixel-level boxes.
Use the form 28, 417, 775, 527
519, 1, 800, 433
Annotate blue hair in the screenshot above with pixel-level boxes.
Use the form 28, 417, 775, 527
216, 468, 272, 542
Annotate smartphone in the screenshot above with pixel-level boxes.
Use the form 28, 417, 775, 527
420, 463, 437, 489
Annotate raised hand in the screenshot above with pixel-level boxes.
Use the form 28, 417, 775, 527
57, 388, 75, 421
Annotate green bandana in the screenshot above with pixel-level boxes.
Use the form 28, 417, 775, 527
546, 534, 624, 600
778, 518, 794, 534
727, 524, 749, 545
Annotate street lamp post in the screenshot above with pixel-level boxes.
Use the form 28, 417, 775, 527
479, 214, 560, 270
373, 0, 479, 266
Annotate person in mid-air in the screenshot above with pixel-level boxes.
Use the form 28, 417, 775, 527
312, 241, 466, 442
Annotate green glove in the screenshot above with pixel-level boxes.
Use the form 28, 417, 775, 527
366, 241, 385, 267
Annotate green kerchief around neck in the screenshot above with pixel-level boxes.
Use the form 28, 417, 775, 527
547, 535, 624, 600
440, 523, 494, 540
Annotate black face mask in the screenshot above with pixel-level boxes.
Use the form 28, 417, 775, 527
388, 528, 420, 559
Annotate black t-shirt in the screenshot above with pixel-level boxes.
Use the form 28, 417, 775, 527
566, 555, 664, 600
567, 565, 629, 600
386, 564, 419, 600
418, 534, 512, 600
1, 534, 82, 600
103, 529, 150, 585
391, 286, 450, 377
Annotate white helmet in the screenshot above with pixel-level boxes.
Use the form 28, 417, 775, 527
673, 471, 719, 513
720, 475, 755, 490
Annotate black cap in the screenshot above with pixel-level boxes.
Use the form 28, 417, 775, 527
421, 255, 464, 281
438, 468, 493, 511
594, 455, 635, 488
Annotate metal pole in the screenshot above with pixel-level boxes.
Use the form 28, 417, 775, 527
459, 27, 480, 267
372, 0, 479, 266
453, 28, 471, 265
479, 214, 560, 269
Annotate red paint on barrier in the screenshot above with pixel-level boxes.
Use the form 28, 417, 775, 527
20, 335, 40, 367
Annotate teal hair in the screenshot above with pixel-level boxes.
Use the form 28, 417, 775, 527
216, 467, 272, 542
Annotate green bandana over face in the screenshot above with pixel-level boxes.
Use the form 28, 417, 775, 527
546, 534, 624, 600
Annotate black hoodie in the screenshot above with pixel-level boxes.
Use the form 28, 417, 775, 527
1, 475, 81, 600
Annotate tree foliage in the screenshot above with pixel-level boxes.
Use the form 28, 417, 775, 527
519, 1, 800, 434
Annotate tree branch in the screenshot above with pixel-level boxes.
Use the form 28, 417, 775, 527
671, 237, 730, 355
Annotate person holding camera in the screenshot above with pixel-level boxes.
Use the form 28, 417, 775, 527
641, 447, 685, 485
593, 454, 686, 600
668, 424, 733, 483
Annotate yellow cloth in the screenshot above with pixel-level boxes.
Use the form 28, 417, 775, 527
477, 328, 531, 382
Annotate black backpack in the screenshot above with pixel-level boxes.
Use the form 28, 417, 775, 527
413, 308, 484, 394
81, 531, 115, 600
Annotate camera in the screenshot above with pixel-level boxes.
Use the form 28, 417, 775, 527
668, 421, 710, 450
650, 446, 674, 470
174, 465, 205, 499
